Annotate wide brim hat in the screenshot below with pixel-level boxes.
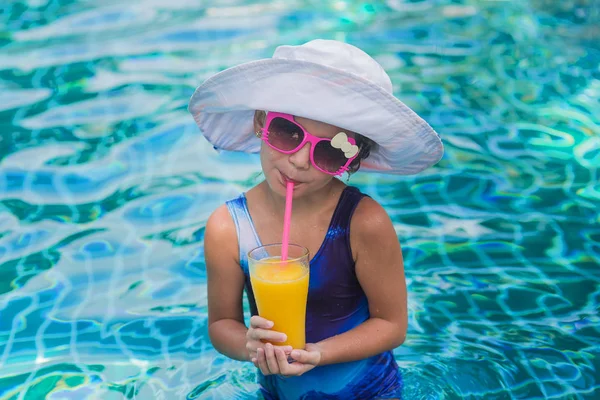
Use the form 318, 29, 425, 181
188, 39, 443, 175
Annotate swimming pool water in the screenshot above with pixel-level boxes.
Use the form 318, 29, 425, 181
0, 1, 599, 399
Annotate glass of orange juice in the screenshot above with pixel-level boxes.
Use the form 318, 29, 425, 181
248, 244, 309, 349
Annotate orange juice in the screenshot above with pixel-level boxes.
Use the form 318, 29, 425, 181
250, 258, 309, 349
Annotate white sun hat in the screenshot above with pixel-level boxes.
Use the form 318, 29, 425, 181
188, 39, 443, 175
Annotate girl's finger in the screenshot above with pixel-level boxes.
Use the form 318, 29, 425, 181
274, 345, 293, 354
248, 329, 287, 343
290, 349, 320, 365
248, 344, 290, 363
256, 348, 270, 375
264, 343, 280, 375
250, 316, 274, 329
274, 347, 291, 376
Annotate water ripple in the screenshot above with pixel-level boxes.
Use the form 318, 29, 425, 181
0, 0, 599, 399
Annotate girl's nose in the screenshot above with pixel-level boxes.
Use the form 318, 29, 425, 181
288, 142, 311, 170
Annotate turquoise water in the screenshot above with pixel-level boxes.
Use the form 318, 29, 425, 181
0, 0, 599, 399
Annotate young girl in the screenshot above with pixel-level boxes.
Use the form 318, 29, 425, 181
189, 39, 443, 399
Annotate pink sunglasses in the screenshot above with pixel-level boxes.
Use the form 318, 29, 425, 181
257, 112, 360, 176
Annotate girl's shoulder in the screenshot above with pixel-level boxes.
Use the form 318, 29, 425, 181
349, 194, 396, 250
350, 192, 389, 225
205, 203, 239, 263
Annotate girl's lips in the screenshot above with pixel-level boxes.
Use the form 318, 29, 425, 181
280, 171, 301, 185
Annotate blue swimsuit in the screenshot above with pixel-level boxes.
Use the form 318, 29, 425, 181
226, 186, 403, 399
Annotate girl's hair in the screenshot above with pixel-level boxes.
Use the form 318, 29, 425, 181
254, 110, 374, 175
348, 132, 375, 175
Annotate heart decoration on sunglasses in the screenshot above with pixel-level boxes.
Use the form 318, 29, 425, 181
331, 132, 359, 159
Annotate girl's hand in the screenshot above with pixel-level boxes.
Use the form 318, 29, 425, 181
246, 316, 292, 362
254, 343, 322, 377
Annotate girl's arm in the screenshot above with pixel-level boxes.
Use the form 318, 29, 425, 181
315, 196, 407, 365
204, 205, 250, 361
205, 205, 290, 362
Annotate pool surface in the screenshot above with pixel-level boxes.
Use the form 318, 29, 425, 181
0, 1, 599, 399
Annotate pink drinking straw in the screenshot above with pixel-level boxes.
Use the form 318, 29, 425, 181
281, 181, 294, 261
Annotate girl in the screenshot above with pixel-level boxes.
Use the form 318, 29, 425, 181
189, 39, 443, 399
